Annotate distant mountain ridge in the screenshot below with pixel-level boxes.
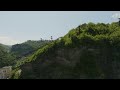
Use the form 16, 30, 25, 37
0, 43, 11, 52
10, 40, 51, 58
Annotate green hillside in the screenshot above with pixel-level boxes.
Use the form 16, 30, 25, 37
12, 22, 120, 79
0, 44, 15, 68
0, 40, 50, 69
11, 40, 51, 58
0, 43, 11, 52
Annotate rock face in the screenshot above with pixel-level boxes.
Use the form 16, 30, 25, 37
0, 66, 12, 79
19, 46, 120, 79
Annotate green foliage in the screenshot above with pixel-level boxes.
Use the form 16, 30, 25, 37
0, 44, 11, 52
0, 45, 16, 68
11, 68, 21, 79
15, 22, 120, 79
78, 33, 95, 46
11, 40, 51, 57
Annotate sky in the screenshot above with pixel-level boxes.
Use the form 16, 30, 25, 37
0, 11, 120, 45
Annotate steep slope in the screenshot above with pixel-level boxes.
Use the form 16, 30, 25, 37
14, 22, 120, 79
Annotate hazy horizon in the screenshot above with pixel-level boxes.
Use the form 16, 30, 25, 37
0, 11, 120, 45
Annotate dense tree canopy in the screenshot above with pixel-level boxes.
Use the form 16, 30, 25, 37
0, 45, 15, 68
11, 40, 51, 58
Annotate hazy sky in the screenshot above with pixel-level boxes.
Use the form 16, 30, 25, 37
0, 11, 120, 45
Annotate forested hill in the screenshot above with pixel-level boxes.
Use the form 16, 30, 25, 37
10, 40, 51, 58
13, 22, 120, 79
0, 43, 11, 52
0, 44, 15, 68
